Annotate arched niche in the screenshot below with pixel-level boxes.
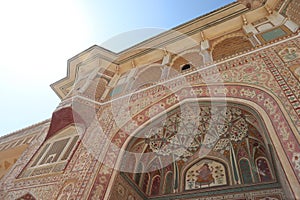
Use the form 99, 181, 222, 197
184, 158, 228, 190
212, 36, 253, 61
170, 49, 204, 73
150, 175, 161, 196
163, 171, 173, 194
111, 64, 167, 96
239, 158, 253, 184
130, 64, 163, 91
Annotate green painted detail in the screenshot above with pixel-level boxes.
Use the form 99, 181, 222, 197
240, 159, 253, 184
164, 172, 173, 194
261, 28, 286, 42
110, 85, 123, 96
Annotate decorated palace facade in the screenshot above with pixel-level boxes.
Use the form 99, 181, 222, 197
0, 0, 300, 199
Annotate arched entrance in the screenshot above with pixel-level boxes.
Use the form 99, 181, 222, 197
112, 101, 289, 199
88, 84, 300, 200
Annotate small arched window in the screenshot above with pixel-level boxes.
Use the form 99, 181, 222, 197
181, 64, 191, 72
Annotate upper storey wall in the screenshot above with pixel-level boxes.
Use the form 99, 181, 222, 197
51, 0, 299, 102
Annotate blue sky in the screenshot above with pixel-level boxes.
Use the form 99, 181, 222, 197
0, 0, 235, 136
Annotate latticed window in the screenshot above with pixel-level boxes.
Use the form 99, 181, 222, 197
19, 126, 79, 178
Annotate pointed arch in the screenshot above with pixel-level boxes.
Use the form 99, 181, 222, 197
170, 49, 204, 72
163, 171, 174, 194
101, 84, 299, 199
256, 157, 274, 182
150, 175, 161, 196
142, 172, 150, 194
239, 158, 253, 184
183, 157, 229, 191
211, 32, 254, 61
